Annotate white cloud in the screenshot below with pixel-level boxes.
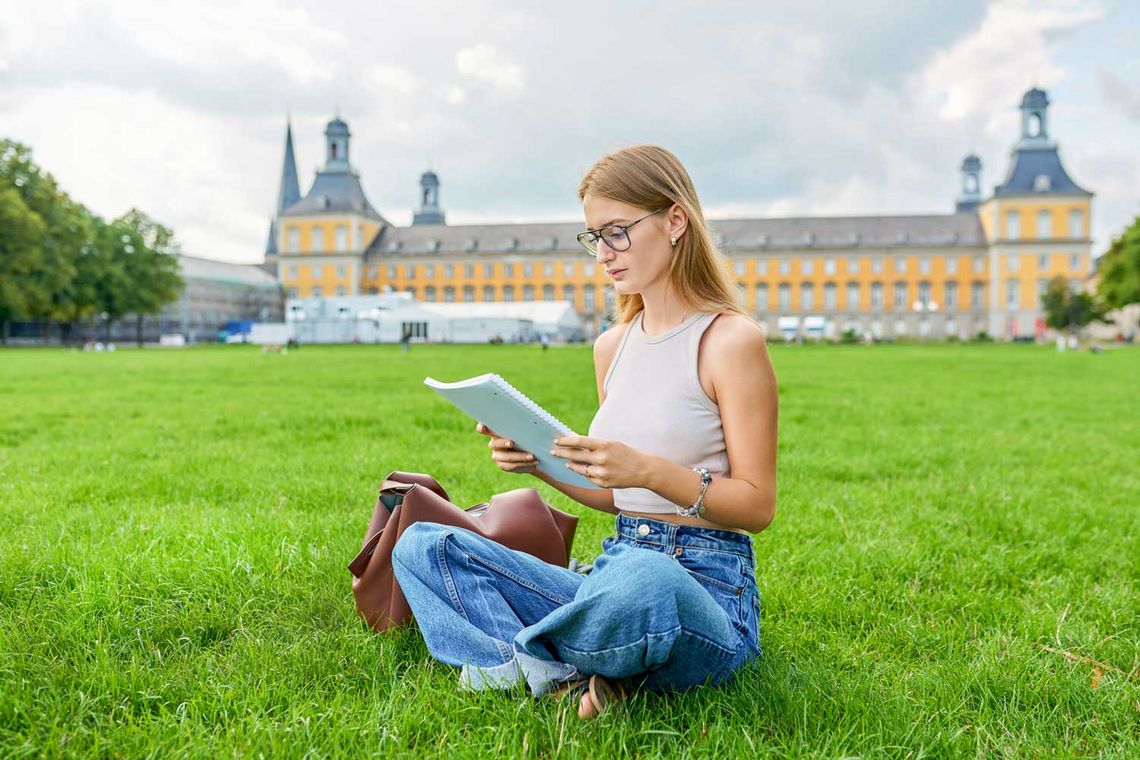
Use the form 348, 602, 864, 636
455, 43, 525, 96
370, 64, 419, 95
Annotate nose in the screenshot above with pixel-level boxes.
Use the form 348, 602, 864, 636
597, 241, 617, 266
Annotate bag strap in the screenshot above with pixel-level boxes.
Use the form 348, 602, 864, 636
381, 471, 450, 502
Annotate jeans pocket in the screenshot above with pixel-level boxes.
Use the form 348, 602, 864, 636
678, 549, 748, 633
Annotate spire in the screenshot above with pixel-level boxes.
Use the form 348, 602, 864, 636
956, 154, 982, 213
276, 119, 301, 214
412, 169, 446, 225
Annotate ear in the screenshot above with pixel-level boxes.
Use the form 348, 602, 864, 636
666, 203, 688, 245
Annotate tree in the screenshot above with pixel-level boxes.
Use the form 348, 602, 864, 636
0, 187, 46, 343
1096, 215, 1140, 333
113, 210, 184, 346
1041, 276, 1104, 333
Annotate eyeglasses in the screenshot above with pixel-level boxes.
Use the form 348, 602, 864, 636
576, 208, 666, 256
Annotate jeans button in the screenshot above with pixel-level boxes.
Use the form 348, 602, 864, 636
673, 546, 683, 557
637, 524, 650, 536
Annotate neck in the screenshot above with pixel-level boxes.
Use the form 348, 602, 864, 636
637, 280, 692, 335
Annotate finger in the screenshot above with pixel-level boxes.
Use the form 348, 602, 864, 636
476, 423, 498, 437
553, 435, 600, 450
491, 438, 520, 451
550, 446, 597, 464
494, 451, 536, 464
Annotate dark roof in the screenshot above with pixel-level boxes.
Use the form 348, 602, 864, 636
178, 255, 282, 288
993, 147, 1091, 197
264, 219, 277, 255
961, 154, 981, 172
1021, 88, 1048, 109
364, 213, 986, 258
325, 117, 350, 136
283, 169, 387, 220
276, 122, 301, 214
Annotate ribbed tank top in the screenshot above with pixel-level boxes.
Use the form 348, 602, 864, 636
587, 310, 729, 514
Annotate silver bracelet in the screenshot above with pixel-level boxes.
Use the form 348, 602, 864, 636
677, 467, 711, 517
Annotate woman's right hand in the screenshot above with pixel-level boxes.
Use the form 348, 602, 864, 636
476, 422, 540, 475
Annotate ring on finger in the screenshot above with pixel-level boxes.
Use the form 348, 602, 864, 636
585, 464, 591, 478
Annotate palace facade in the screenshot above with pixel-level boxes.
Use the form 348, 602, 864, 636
264, 88, 1092, 341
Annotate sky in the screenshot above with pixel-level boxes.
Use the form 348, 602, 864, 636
2, 0, 1138, 264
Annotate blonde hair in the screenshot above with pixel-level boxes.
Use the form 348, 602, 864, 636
578, 145, 751, 325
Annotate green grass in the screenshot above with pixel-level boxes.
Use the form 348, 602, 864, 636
0, 342, 1137, 758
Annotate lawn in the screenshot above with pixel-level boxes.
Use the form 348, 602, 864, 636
0, 342, 1137, 758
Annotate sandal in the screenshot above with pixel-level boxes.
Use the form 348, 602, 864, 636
551, 675, 626, 719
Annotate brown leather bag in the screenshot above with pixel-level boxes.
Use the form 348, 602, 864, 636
348, 471, 578, 632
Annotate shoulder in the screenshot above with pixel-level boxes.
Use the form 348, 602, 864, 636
593, 321, 631, 365
703, 312, 768, 355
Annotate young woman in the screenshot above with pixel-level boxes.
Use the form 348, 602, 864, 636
392, 145, 778, 719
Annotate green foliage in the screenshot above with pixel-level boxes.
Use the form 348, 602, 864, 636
0, 139, 183, 341
0, 344, 1137, 758
1096, 215, 1140, 321
1041, 275, 1105, 331
0, 186, 46, 335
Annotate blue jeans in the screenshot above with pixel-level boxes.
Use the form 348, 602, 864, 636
391, 513, 761, 695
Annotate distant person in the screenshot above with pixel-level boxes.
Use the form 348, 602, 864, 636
540, 333, 550, 351
393, 145, 777, 719
400, 326, 412, 353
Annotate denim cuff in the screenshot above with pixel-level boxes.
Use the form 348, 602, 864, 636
458, 658, 524, 692
515, 651, 579, 696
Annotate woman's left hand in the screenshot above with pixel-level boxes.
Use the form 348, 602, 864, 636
550, 435, 649, 489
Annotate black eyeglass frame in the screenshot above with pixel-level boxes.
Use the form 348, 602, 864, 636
576, 207, 668, 256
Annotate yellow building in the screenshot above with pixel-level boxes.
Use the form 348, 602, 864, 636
265, 87, 1092, 341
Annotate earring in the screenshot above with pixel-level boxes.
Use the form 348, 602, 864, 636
670, 237, 677, 246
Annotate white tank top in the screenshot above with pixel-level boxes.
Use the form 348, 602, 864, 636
587, 310, 730, 514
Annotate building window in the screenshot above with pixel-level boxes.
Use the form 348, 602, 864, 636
1070, 254, 1081, 270
584, 284, 596, 309
1037, 278, 1048, 299
846, 282, 859, 310
367, 265, 378, 280
893, 282, 907, 310
895, 318, 907, 336
778, 259, 790, 276
336, 285, 346, 296
1006, 210, 1020, 240
1037, 210, 1052, 239
564, 262, 575, 277
871, 257, 883, 274
945, 281, 958, 309
1005, 279, 1019, 308
823, 282, 837, 310
1007, 254, 1020, 272
503, 285, 515, 302
287, 227, 299, 253
871, 282, 883, 309
778, 283, 791, 310
562, 284, 575, 304
802, 259, 814, 275
1068, 209, 1083, 238
356, 225, 363, 249
504, 263, 514, 277
387, 265, 397, 278
894, 256, 907, 273
544, 262, 554, 277
543, 284, 555, 301
425, 264, 435, 278
445, 264, 455, 278
756, 259, 769, 276
750, 283, 766, 311
312, 285, 323, 297
286, 287, 298, 298
337, 265, 346, 278
847, 257, 860, 274
524, 263, 533, 277
970, 282, 983, 308
737, 282, 747, 306
336, 225, 347, 252
463, 285, 474, 303
919, 257, 930, 275
464, 264, 473, 278
946, 257, 958, 274
734, 260, 746, 276
288, 265, 298, 278
800, 282, 814, 311
312, 227, 324, 252
523, 284, 534, 301
1038, 254, 1049, 269
585, 261, 596, 276
405, 286, 416, 299
444, 286, 455, 302
312, 265, 322, 278
918, 281, 932, 305
484, 263, 494, 277
973, 255, 985, 274
405, 264, 415, 278
483, 285, 495, 301
824, 258, 836, 276
425, 286, 437, 302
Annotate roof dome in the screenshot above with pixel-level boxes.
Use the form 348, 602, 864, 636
961, 154, 982, 172
420, 169, 439, 183
325, 117, 350, 137
1020, 88, 1048, 110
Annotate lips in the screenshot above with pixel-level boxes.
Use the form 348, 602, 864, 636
607, 268, 627, 279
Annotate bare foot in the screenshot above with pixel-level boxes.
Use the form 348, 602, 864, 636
578, 692, 598, 719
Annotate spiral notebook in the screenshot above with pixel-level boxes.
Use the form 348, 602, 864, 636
424, 373, 601, 490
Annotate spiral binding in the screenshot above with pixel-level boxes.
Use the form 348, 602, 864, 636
487, 374, 572, 434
